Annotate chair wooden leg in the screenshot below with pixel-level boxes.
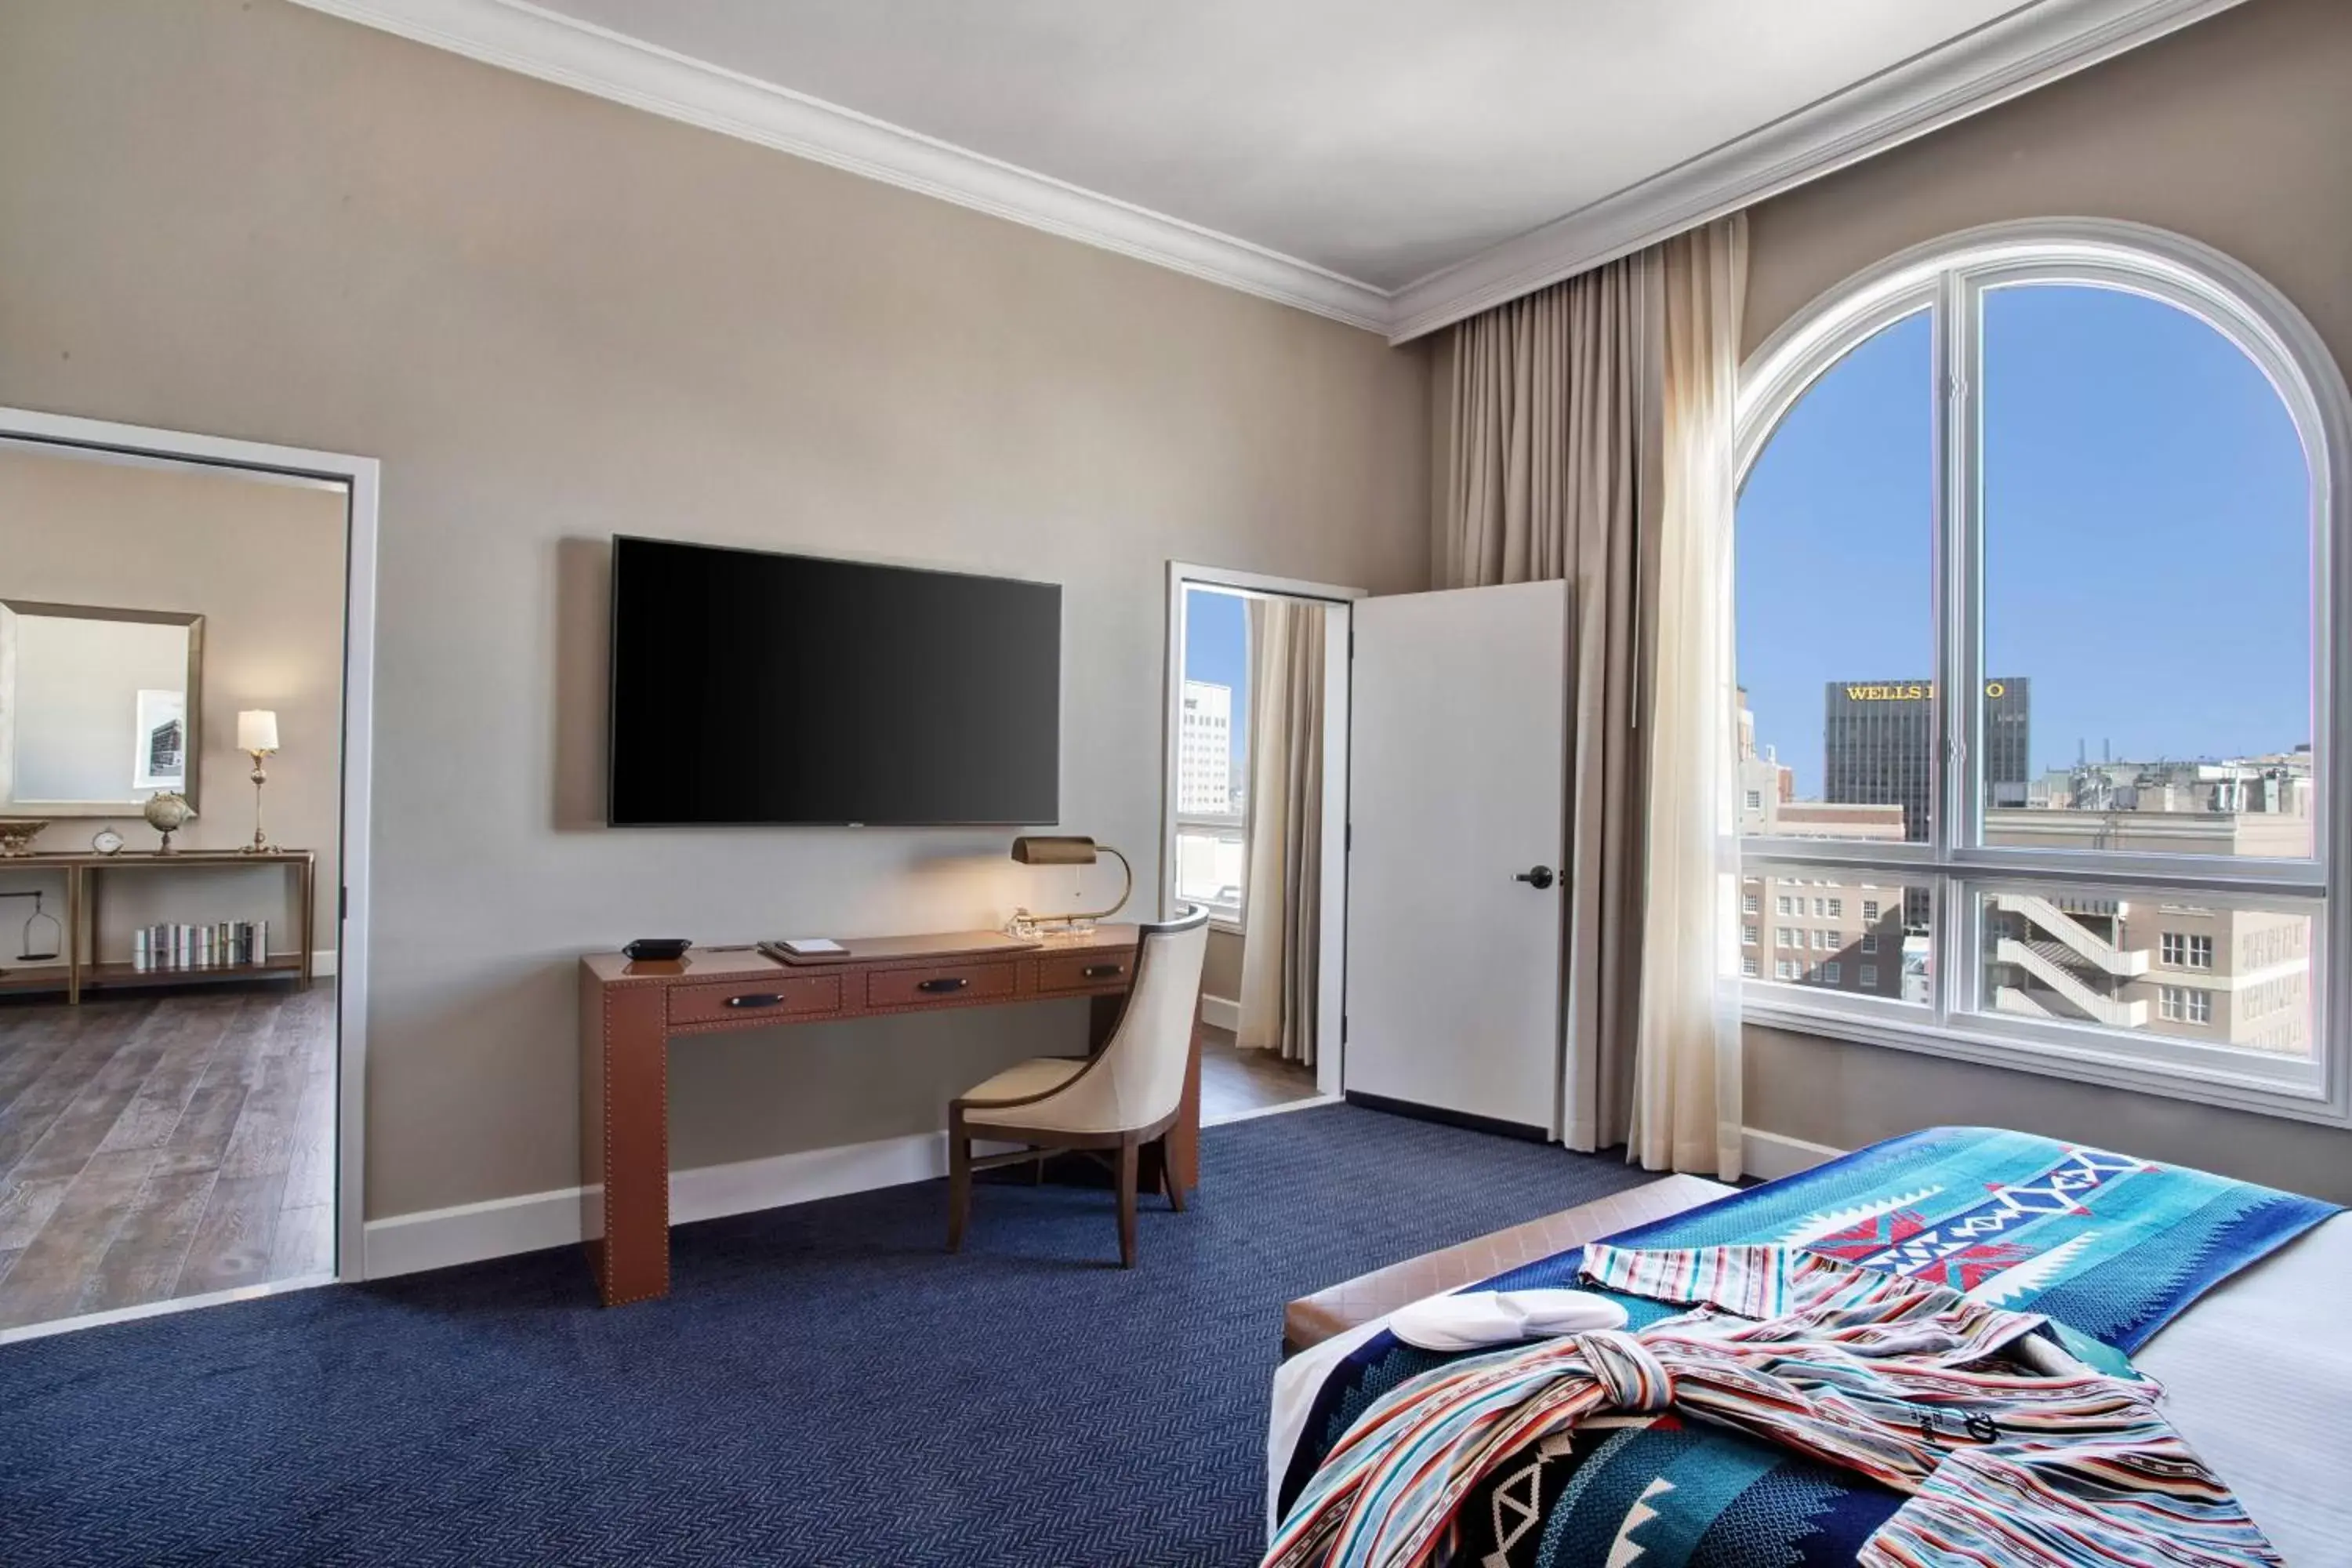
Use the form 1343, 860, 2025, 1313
1144, 1137, 1184, 1212
1115, 1139, 1140, 1269
947, 1128, 971, 1254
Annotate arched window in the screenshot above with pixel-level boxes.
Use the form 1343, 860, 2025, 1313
1732, 220, 2351, 1122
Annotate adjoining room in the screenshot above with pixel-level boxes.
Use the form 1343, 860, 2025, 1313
1168, 570, 1349, 1124
0, 438, 356, 1338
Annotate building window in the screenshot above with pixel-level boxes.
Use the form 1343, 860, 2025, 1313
1777, 895, 1795, 916
1745, 789, 1763, 811
2161, 932, 2215, 971
1742, 892, 1759, 916
1742, 956, 1760, 978
2160, 986, 2213, 1025
1735, 223, 2342, 1123
1859, 964, 1878, 989
1775, 959, 1798, 982
1742, 924, 1759, 948
1821, 962, 1842, 985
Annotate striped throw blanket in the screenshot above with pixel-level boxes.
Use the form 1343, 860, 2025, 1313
1276, 1127, 2338, 1568
1267, 1243, 2280, 1566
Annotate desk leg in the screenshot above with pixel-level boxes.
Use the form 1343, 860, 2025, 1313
582, 981, 670, 1306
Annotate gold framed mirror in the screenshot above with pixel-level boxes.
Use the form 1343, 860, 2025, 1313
0, 599, 206, 816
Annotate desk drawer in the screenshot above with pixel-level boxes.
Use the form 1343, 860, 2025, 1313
1036, 949, 1134, 996
669, 973, 841, 1027
866, 960, 1017, 1011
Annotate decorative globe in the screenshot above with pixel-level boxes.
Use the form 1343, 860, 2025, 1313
143, 792, 196, 851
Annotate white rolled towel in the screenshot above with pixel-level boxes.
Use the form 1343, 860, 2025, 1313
1387, 1288, 1630, 1352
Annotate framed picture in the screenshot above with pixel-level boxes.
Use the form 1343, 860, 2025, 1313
133, 688, 187, 791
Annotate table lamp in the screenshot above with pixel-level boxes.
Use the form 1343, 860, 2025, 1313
238, 710, 279, 854
1008, 835, 1131, 937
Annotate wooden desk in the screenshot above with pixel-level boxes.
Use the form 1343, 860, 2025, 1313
576, 924, 1200, 1307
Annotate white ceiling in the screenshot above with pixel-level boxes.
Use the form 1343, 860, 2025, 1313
297, 0, 2247, 336
530, 0, 2030, 292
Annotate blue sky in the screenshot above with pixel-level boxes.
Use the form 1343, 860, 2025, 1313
1183, 585, 1250, 770
1736, 285, 2311, 799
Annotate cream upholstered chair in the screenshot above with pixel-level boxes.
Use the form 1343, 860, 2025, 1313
947, 905, 1210, 1267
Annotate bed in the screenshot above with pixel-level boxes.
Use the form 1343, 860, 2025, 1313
1269, 1127, 2350, 1566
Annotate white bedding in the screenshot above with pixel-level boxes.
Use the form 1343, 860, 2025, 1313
1269, 1214, 2352, 1565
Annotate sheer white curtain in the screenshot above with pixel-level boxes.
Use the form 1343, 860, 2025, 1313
1629, 216, 1747, 1177
1238, 597, 1325, 1064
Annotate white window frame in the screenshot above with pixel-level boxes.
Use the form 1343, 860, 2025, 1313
1735, 220, 2352, 1127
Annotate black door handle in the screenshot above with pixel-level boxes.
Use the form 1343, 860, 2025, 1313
917, 976, 970, 994
725, 993, 786, 1010
1515, 866, 1556, 891
1081, 964, 1125, 979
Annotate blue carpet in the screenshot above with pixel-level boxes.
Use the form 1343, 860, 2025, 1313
0, 1104, 1655, 1567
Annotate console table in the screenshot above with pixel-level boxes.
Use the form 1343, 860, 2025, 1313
0, 849, 317, 1004
576, 924, 1198, 1307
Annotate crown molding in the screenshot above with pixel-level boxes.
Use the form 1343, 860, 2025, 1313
1381, 0, 2254, 344
285, 0, 1392, 332
289, 0, 2246, 347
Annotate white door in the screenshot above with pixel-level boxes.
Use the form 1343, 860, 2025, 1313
1344, 580, 1569, 1137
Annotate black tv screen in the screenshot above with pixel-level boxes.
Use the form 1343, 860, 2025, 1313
608, 537, 1061, 826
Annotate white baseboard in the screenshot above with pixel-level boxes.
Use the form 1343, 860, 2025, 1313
307, 948, 337, 978
364, 1184, 587, 1279
1200, 993, 1240, 1033
361, 1128, 1019, 1279
1203, 1091, 1340, 1128
1741, 1127, 1846, 1181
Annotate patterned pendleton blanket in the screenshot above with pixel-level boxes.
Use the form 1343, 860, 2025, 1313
1275, 1127, 2339, 1568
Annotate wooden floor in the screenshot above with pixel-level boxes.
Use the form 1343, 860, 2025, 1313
0, 982, 335, 1332
1199, 1024, 1320, 1120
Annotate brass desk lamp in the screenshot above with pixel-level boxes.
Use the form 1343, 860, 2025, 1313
1007, 835, 1132, 937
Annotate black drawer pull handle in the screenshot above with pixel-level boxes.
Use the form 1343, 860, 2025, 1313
916, 977, 970, 994
1081, 964, 1124, 979
725, 993, 786, 1010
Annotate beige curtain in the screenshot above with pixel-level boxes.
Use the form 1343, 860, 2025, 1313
1436, 251, 1655, 1155
1237, 597, 1325, 1064
1434, 215, 1747, 1177
1630, 218, 1747, 1178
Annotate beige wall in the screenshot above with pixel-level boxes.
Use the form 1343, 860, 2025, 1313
1202, 926, 1245, 1008
1740, 0, 2352, 1197
0, 2, 1429, 1218
0, 447, 346, 954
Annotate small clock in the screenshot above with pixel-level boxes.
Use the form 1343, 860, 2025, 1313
91, 828, 125, 855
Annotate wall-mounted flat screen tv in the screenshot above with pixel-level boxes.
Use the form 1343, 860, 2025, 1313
608, 536, 1061, 826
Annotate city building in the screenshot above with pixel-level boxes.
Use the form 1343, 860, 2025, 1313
1176, 678, 1233, 815
1737, 865, 1915, 1000
1738, 692, 1913, 1000
1824, 677, 2031, 839
1744, 691, 2317, 1055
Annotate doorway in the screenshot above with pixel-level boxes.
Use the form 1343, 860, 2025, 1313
1162, 564, 1356, 1123
0, 409, 376, 1341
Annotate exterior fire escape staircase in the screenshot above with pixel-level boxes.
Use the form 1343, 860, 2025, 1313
1987, 891, 2150, 1028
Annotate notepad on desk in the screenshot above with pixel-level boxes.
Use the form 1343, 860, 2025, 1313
770, 938, 844, 956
